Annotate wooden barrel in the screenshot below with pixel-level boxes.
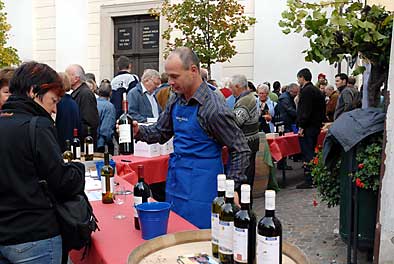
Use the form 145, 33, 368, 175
253, 132, 270, 198
128, 229, 310, 264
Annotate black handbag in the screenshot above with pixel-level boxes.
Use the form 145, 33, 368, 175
29, 116, 99, 255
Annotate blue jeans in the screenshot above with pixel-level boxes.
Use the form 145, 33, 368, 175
0, 235, 62, 264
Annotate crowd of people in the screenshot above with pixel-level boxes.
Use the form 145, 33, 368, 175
0, 46, 364, 263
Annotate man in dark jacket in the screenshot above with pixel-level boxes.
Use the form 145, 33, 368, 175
277, 83, 299, 132
66, 64, 99, 149
296, 68, 326, 188
334, 73, 361, 120
110, 56, 140, 119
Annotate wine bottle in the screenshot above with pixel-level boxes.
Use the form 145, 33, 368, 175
211, 174, 226, 258
233, 184, 256, 264
72, 128, 81, 160
133, 165, 151, 230
63, 140, 73, 163
84, 126, 94, 161
101, 145, 114, 204
219, 179, 238, 264
256, 190, 282, 264
118, 93, 134, 155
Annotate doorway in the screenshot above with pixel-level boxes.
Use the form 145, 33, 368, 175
113, 15, 160, 78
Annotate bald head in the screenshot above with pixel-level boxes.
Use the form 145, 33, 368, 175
168, 47, 200, 72
66, 64, 86, 89
165, 47, 203, 100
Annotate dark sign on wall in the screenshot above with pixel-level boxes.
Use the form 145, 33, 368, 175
142, 24, 159, 49
118, 27, 132, 50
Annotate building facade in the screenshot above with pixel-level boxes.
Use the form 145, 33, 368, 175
4, 0, 393, 85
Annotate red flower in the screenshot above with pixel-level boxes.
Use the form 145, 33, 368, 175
314, 147, 319, 153
355, 178, 365, 188
313, 157, 319, 165
358, 163, 364, 169
313, 199, 318, 207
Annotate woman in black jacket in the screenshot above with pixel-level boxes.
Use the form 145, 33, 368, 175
0, 62, 85, 264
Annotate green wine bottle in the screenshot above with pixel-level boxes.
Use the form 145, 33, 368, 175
219, 179, 238, 264
84, 126, 94, 161
101, 145, 114, 204
63, 140, 73, 163
211, 174, 226, 258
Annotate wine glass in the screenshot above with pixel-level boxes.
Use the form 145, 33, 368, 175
113, 185, 127, 220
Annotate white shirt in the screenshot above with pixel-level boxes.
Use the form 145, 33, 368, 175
141, 83, 159, 118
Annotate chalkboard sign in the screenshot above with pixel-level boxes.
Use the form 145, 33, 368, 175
118, 27, 132, 50
142, 24, 159, 49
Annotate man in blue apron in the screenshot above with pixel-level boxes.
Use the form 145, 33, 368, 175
134, 47, 250, 228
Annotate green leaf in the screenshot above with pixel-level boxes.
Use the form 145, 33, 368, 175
278, 20, 288, 28
363, 33, 372, 42
372, 31, 387, 41
352, 66, 366, 76
282, 28, 291, 34
298, 10, 308, 20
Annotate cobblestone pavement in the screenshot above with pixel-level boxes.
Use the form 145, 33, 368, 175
253, 160, 371, 264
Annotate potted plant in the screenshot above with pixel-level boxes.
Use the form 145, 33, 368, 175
310, 134, 382, 251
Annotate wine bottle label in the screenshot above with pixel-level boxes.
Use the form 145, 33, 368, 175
75, 147, 81, 159
134, 196, 142, 217
211, 213, 219, 245
218, 220, 233, 254
119, 124, 132, 143
86, 143, 94, 155
256, 234, 280, 264
233, 227, 248, 263
101, 177, 114, 194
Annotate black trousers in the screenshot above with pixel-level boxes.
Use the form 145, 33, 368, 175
299, 126, 320, 184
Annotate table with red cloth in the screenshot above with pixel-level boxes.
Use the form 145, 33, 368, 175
266, 133, 301, 162
112, 155, 169, 185
266, 131, 326, 187
113, 147, 230, 186
70, 177, 197, 264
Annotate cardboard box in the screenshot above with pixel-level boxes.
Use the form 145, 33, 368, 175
134, 141, 161, 157
160, 137, 174, 155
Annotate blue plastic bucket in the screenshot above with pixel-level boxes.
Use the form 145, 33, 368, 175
291, 124, 299, 134
95, 159, 116, 180
136, 202, 171, 240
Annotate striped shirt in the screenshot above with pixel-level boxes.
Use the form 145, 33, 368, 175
136, 82, 251, 189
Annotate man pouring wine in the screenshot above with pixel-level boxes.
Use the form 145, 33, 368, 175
131, 47, 250, 229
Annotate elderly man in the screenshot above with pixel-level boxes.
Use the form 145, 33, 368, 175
127, 69, 161, 123
230, 75, 259, 192
132, 47, 250, 228
66, 64, 99, 148
257, 84, 276, 133
276, 83, 299, 133
325, 84, 338, 122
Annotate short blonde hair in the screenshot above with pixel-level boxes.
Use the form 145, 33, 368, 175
58, 72, 71, 92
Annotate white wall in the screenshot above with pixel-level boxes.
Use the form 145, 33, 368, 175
253, 0, 336, 86
55, 0, 88, 71
378, 25, 394, 264
3, 0, 33, 62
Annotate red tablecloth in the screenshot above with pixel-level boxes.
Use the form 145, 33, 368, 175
113, 155, 169, 185
267, 133, 301, 161
317, 130, 327, 147
114, 148, 230, 186
267, 130, 327, 161
71, 177, 197, 264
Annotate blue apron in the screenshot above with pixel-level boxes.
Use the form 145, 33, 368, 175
167, 101, 223, 228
